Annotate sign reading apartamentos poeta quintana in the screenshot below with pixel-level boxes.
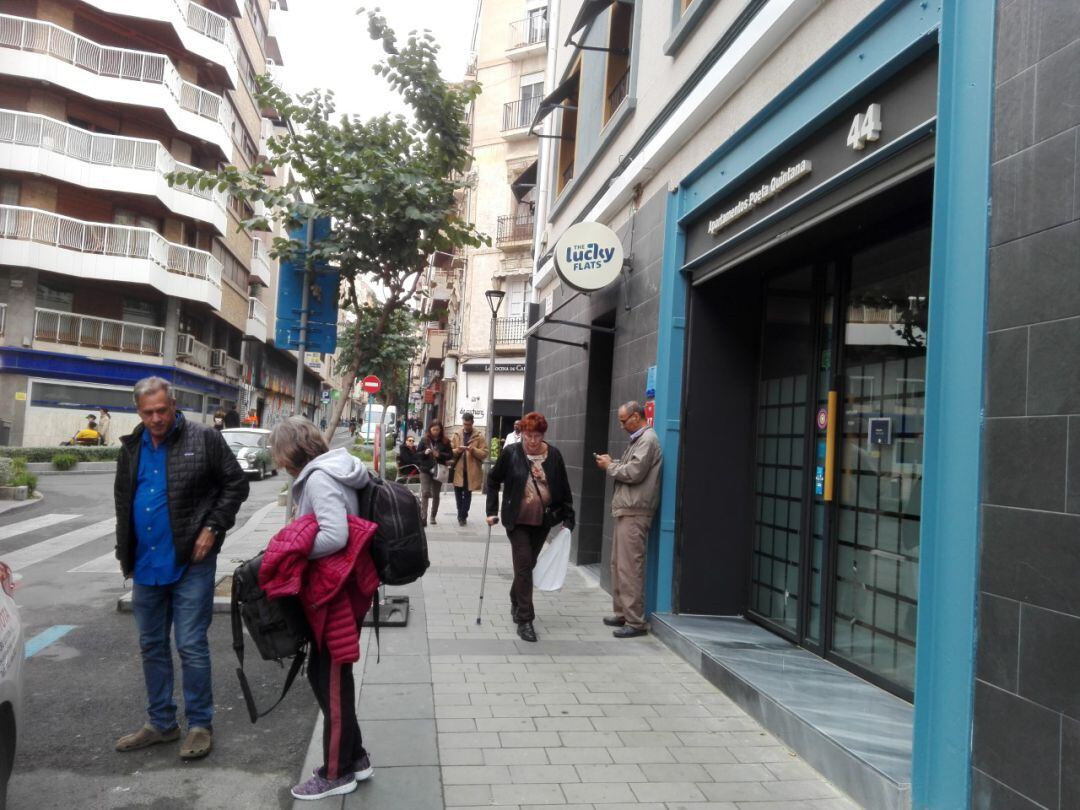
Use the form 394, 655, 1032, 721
554, 221, 624, 292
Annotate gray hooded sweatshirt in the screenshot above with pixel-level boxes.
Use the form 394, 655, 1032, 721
291, 448, 371, 559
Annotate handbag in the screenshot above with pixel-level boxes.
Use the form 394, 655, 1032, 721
434, 462, 450, 484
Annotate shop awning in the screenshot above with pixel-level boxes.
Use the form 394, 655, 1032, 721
529, 73, 579, 133
511, 161, 538, 201
564, 0, 618, 45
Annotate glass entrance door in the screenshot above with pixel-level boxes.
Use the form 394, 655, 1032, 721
747, 224, 931, 699
830, 228, 930, 696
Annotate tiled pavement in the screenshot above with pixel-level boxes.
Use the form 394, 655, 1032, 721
260, 502, 861, 810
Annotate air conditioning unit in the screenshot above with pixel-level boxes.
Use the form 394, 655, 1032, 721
211, 349, 227, 370
176, 333, 195, 358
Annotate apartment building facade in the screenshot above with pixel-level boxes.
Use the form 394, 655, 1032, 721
0, 0, 323, 444
422, 0, 547, 438
522, 0, 1017, 807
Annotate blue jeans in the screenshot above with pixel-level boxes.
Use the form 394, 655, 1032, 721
131, 555, 217, 730
454, 486, 472, 522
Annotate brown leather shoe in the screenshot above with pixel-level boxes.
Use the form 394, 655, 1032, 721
115, 723, 180, 752
179, 726, 213, 760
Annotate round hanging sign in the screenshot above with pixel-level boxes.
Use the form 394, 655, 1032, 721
553, 221, 624, 292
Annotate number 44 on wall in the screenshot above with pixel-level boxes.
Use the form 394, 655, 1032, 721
847, 103, 882, 151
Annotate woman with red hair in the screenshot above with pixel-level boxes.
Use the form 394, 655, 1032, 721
486, 411, 574, 642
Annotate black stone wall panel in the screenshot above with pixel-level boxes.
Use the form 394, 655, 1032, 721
975, 0, 1080, 803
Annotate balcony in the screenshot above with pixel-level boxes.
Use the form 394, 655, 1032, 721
507, 17, 547, 57
425, 328, 448, 365
250, 237, 272, 285
246, 296, 268, 343
495, 314, 528, 346
495, 213, 535, 249
176, 331, 211, 369
225, 354, 243, 381
446, 325, 461, 353
501, 97, 541, 138
0, 110, 227, 233
0, 15, 234, 159
34, 307, 165, 356
607, 67, 630, 118
78, 0, 240, 87
0, 205, 222, 309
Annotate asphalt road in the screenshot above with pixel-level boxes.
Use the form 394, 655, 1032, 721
0, 463, 321, 809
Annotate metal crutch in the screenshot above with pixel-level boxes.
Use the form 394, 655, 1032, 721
476, 520, 494, 625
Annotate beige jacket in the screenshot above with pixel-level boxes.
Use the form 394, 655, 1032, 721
450, 427, 489, 491
607, 426, 662, 516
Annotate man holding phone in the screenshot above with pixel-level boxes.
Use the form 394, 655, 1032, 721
594, 401, 662, 638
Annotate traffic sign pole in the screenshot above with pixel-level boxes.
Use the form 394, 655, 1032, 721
293, 215, 314, 419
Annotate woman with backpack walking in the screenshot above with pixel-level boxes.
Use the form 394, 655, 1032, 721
264, 417, 377, 801
417, 420, 452, 526
485, 411, 574, 643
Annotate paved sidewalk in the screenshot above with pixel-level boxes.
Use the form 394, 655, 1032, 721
238, 496, 859, 809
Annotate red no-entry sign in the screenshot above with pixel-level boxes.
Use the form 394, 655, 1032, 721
361, 375, 381, 394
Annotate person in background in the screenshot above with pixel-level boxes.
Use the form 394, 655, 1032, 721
417, 420, 452, 526
212, 411, 226, 431
486, 411, 574, 643
396, 435, 421, 480
224, 406, 241, 429
264, 417, 376, 801
113, 376, 249, 760
242, 409, 259, 428
98, 407, 112, 445
503, 420, 523, 447
449, 412, 488, 526
594, 400, 663, 638
72, 416, 101, 446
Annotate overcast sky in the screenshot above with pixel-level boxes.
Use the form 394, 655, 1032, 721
274, 1, 479, 119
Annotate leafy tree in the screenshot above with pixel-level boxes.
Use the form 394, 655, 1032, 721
337, 304, 423, 422
169, 8, 484, 440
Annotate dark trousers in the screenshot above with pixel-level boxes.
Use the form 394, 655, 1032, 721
454, 486, 473, 521
307, 642, 365, 780
508, 524, 548, 623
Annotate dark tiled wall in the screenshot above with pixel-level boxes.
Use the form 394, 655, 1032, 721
533, 189, 665, 584
973, 0, 1080, 807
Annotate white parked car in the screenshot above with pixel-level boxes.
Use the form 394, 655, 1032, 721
0, 561, 24, 808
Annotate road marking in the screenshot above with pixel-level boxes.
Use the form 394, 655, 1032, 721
24, 624, 76, 658
4, 518, 115, 571
0, 513, 81, 541
68, 551, 120, 574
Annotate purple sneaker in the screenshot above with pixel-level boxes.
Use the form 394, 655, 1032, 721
290, 772, 357, 801
312, 753, 374, 782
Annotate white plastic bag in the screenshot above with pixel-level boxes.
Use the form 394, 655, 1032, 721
533, 527, 572, 591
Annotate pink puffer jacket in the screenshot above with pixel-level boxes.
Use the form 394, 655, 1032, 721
258, 513, 380, 664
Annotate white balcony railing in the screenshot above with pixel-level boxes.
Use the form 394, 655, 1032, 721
0, 110, 227, 219
248, 297, 268, 327
34, 307, 165, 356
0, 205, 222, 287
176, 332, 212, 368
0, 14, 234, 149
225, 355, 243, 380
251, 237, 272, 282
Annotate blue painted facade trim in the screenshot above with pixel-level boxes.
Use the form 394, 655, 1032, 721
0, 347, 239, 398
911, 1, 995, 807
679, 0, 940, 223
647, 189, 688, 615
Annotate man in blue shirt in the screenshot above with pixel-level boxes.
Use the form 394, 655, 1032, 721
113, 377, 248, 760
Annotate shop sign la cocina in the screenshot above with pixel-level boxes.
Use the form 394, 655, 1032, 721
554, 221, 624, 293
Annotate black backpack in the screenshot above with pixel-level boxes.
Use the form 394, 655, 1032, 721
358, 475, 429, 585
230, 552, 311, 723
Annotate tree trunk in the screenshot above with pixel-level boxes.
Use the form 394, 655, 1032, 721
322, 366, 357, 444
